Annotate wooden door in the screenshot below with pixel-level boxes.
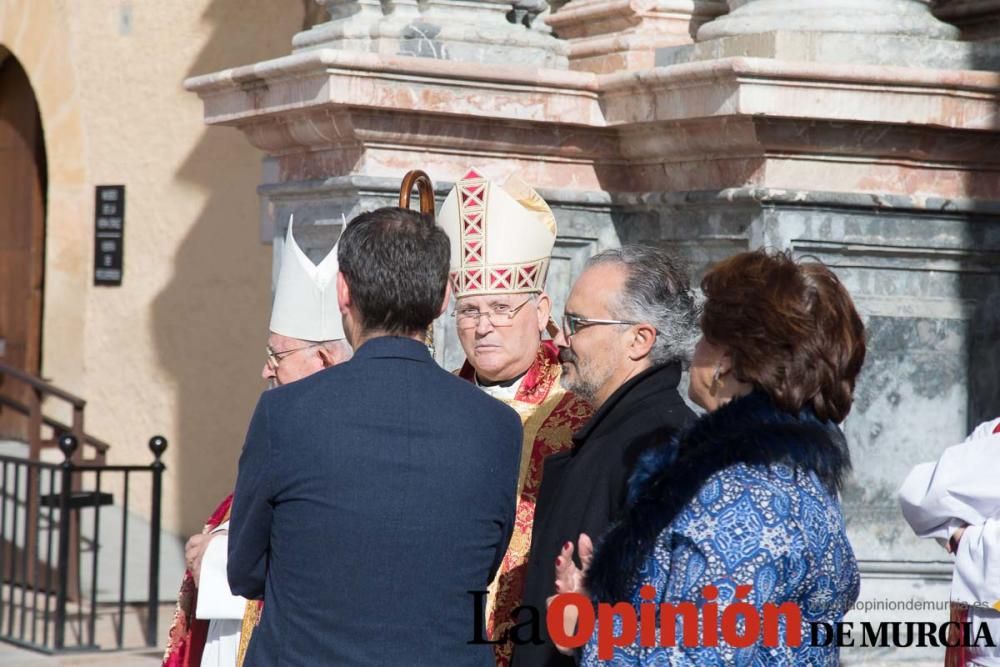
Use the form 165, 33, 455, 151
0, 56, 46, 441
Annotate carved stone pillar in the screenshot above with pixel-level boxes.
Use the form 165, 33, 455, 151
698, 0, 958, 40
655, 0, 1000, 70
293, 0, 567, 68
546, 0, 727, 73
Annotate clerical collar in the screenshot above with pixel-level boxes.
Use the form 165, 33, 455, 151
475, 370, 528, 389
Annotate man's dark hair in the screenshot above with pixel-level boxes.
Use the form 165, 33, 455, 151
337, 207, 450, 336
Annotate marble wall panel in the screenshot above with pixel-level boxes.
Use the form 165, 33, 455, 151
612, 188, 1000, 574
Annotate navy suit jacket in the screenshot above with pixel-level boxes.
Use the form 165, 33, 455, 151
228, 336, 523, 666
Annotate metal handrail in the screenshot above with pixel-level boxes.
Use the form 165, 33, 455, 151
0, 395, 111, 455
0, 361, 110, 461
0, 362, 86, 408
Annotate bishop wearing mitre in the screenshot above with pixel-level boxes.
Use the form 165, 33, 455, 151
439, 168, 592, 666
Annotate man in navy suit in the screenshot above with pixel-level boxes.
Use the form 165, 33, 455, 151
228, 207, 524, 666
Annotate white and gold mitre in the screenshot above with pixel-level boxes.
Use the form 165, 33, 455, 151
439, 168, 557, 298
268, 216, 345, 341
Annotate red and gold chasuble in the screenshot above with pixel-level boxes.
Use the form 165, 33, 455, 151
458, 340, 592, 666
163, 494, 233, 667
164, 500, 260, 667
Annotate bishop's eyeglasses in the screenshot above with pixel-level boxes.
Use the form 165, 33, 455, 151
265, 343, 319, 371
453, 297, 533, 330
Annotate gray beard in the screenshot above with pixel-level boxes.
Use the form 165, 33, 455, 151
559, 369, 598, 406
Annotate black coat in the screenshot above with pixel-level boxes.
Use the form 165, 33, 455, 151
228, 336, 523, 667
512, 362, 695, 667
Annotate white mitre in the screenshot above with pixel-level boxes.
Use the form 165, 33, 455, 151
438, 168, 557, 298
268, 216, 345, 341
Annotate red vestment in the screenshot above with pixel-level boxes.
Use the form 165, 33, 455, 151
162, 494, 233, 667
459, 341, 592, 666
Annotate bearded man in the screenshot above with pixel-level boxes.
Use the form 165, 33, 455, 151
514, 245, 699, 667
439, 168, 592, 665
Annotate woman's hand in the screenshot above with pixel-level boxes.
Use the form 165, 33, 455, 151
546, 533, 594, 655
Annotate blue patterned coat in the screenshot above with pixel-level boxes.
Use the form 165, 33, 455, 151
582, 392, 859, 666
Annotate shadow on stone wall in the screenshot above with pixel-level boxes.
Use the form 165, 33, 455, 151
151, 0, 310, 536
964, 45, 1000, 429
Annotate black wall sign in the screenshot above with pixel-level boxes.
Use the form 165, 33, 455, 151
94, 185, 125, 286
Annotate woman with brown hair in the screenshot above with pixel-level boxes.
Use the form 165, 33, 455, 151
555, 249, 866, 665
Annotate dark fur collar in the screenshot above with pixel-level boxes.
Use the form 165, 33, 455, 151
586, 391, 851, 603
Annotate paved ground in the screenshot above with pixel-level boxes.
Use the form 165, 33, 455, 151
0, 643, 161, 665
0, 601, 173, 665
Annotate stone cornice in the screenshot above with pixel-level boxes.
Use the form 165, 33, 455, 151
599, 56, 1000, 128
599, 55, 1000, 94
184, 49, 599, 118
185, 52, 1000, 194
187, 52, 1000, 130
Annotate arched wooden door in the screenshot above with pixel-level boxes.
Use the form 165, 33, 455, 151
0, 54, 47, 441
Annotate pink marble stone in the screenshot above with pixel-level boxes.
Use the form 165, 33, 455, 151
185, 49, 1000, 199
547, 0, 727, 73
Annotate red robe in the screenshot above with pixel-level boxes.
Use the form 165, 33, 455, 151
162, 494, 233, 667
459, 341, 592, 666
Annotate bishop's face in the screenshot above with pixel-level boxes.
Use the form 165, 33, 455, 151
455, 292, 551, 383
262, 333, 326, 388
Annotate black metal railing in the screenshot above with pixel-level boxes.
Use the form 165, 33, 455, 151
0, 434, 166, 653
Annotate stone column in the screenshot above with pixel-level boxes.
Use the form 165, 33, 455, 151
293, 0, 567, 68
698, 0, 958, 40
654, 0, 1000, 70
546, 0, 727, 73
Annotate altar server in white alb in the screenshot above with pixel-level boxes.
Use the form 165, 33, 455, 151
899, 417, 1000, 667
164, 217, 351, 667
